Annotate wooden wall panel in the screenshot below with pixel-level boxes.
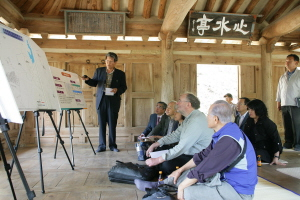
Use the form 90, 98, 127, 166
130, 62, 161, 128
239, 65, 262, 99
132, 98, 153, 127
174, 63, 197, 98
132, 63, 153, 92
117, 63, 126, 127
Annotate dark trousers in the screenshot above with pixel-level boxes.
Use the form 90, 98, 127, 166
97, 95, 120, 149
281, 106, 300, 149
157, 154, 193, 175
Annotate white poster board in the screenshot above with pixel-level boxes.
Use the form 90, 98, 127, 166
0, 24, 60, 123
50, 67, 87, 109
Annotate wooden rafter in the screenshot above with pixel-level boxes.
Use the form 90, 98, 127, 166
257, 0, 280, 24
64, 0, 77, 9
269, 0, 295, 23
127, 0, 135, 18
157, 0, 167, 19
112, 0, 120, 11
42, 0, 56, 15
218, 0, 231, 12
143, 0, 153, 19
261, 6, 300, 40
229, 0, 244, 13
244, 0, 260, 14
31, 0, 49, 13
205, 0, 216, 12
96, 0, 103, 10
75, 0, 82, 10
20, 0, 40, 14
48, 0, 64, 15
80, 0, 88, 10
16, 0, 27, 8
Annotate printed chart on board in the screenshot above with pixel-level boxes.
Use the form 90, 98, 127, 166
50, 67, 87, 110
0, 24, 60, 123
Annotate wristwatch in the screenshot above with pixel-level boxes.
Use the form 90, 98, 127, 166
274, 155, 280, 159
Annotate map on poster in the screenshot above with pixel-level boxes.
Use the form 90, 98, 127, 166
0, 23, 60, 123
50, 67, 87, 109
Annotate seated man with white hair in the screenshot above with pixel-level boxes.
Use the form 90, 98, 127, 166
135, 100, 257, 200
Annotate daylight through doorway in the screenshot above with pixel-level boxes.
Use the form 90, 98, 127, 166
197, 64, 239, 115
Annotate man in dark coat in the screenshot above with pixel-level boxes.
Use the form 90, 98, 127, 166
82, 52, 127, 152
235, 97, 250, 131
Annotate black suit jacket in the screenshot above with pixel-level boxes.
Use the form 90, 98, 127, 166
234, 112, 249, 131
85, 67, 127, 110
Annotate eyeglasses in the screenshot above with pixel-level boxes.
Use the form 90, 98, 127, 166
105, 59, 115, 63
178, 99, 189, 103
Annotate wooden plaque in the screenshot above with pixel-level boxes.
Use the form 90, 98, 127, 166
64, 10, 125, 35
188, 11, 256, 40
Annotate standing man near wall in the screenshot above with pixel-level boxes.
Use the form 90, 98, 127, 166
276, 54, 300, 151
82, 52, 127, 152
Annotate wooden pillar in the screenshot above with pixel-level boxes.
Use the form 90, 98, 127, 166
160, 33, 174, 103
261, 44, 274, 120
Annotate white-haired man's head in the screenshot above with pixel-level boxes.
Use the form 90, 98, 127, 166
207, 100, 232, 130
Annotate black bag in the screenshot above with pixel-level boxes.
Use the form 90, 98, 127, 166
108, 160, 157, 184
142, 187, 176, 200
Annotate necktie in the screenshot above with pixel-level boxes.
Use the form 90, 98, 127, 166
157, 116, 161, 125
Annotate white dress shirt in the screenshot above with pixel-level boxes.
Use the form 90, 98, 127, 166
276, 69, 300, 106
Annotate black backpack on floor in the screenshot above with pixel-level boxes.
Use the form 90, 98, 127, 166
108, 160, 157, 184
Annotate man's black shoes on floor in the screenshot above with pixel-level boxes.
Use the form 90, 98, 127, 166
110, 148, 120, 152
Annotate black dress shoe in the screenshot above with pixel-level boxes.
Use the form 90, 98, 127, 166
110, 148, 120, 152
96, 147, 106, 152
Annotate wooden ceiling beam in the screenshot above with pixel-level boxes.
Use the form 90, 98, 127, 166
261, 5, 300, 40
143, 0, 153, 19
244, 0, 260, 14
218, 0, 231, 12
269, 0, 295, 24
157, 0, 167, 19
160, 0, 197, 36
205, 0, 216, 12
257, 0, 280, 24
112, 0, 120, 11
127, 0, 135, 18
0, 0, 24, 29
229, 0, 244, 13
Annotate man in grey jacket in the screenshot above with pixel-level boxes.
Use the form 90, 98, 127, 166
146, 93, 213, 175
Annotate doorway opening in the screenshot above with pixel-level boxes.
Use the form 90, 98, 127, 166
197, 64, 239, 115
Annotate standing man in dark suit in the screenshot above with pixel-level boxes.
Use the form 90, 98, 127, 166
235, 97, 250, 131
138, 101, 167, 139
82, 52, 127, 152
